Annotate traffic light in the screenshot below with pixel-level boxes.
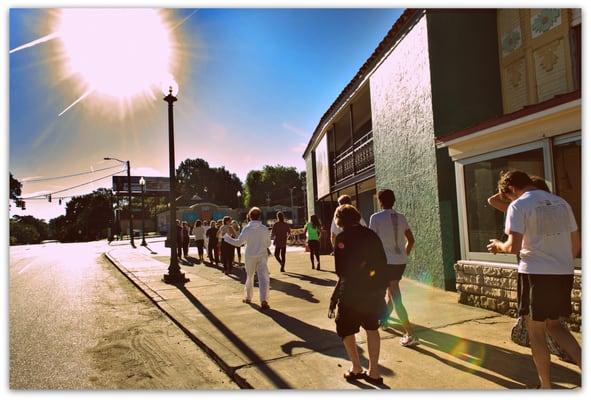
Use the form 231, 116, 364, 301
59, 198, 62, 205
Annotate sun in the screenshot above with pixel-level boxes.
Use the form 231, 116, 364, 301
57, 9, 173, 99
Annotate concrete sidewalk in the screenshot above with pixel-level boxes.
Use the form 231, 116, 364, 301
104, 240, 581, 390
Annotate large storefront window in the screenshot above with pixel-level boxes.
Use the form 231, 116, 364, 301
463, 148, 545, 253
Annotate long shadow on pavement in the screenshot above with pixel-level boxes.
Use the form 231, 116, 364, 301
383, 321, 581, 389
257, 305, 395, 379
283, 272, 337, 287
269, 277, 320, 304
177, 285, 292, 388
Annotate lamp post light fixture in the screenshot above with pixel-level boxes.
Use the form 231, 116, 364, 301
139, 176, 147, 247
162, 76, 188, 285
236, 190, 242, 207
104, 156, 135, 248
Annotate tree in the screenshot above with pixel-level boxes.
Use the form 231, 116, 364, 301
9, 215, 48, 245
244, 165, 306, 208
176, 158, 243, 208
10, 173, 22, 200
49, 188, 113, 242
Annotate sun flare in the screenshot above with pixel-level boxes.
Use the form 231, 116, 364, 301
57, 9, 173, 99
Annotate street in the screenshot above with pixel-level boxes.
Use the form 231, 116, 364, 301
9, 240, 238, 389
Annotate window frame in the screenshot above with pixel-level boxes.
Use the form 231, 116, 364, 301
455, 139, 553, 263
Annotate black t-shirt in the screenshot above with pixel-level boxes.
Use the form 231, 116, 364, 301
334, 225, 389, 311
206, 227, 219, 242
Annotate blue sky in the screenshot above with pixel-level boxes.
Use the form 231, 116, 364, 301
9, 8, 403, 221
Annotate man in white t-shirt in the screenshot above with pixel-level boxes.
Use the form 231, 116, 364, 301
330, 195, 366, 248
369, 189, 417, 347
487, 170, 581, 389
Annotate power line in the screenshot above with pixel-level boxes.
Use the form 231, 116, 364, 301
19, 164, 122, 183
20, 169, 126, 200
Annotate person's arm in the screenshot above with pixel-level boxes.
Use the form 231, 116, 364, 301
487, 231, 523, 255
271, 224, 276, 240
487, 192, 510, 213
330, 220, 337, 246
224, 227, 248, 247
405, 229, 415, 256
571, 230, 581, 259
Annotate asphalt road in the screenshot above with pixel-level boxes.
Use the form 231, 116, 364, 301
9, 240, 238, 389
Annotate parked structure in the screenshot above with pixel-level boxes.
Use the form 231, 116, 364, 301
303, 8, 581, 329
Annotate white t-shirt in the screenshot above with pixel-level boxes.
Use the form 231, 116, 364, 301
369, 209, 411, 265
193, 226, 206, 241
505, 190, 577, 275
331, 215, 366, 237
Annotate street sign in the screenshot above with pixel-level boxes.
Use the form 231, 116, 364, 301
112, 176, 170, 196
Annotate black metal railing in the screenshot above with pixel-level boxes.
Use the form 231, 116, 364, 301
332, 131, 374, 185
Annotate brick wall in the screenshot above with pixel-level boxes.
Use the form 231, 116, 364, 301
455, 261, 581, 331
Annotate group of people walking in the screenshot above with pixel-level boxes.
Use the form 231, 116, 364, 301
171, 169, 581, 389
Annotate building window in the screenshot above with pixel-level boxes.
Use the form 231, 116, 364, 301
570, 23, 581, 90
463, 147, 545, 253
553, 135, 581, 257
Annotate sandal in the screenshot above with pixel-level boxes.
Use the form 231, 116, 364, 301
344, 369, 365, 381
363, 372, 384, 385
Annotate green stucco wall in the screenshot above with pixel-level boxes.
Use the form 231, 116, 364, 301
305, 153, 316, 221
370, 14, 451, 289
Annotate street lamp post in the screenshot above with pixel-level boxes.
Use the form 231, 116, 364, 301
139, 177, 147, 246
301, 184, 307, 223
162, 78, 188, 285
236, 190, 242, 207
105, 157, 135, 248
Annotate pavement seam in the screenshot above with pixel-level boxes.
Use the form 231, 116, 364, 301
103, 251, 253, 389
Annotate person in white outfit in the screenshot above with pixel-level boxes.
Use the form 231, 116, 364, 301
223, 207, 272, 309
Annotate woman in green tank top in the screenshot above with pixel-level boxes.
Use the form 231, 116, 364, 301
305, 215, 322, 270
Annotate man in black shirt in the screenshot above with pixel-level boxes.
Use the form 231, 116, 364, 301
333, 204, 389, 385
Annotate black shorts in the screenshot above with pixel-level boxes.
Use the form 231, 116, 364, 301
385, 264, 406, 282
335, 304, 381, 338
517, 273, 573, 322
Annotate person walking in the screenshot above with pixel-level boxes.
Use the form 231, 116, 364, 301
305, 215, 322, 270
218, 216, 236, 275
232, 220, 242, 266
330, 194, 366, 248
487, 170, 581, 389
223, 207, 272, 309
193, 220, 206, 263
271, 211, 291, 272
333, 204, 389, 385
369, 189, 418, 347
206, 220, 219, 265
182, 221, 191, 258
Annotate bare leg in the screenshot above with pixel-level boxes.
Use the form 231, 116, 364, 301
527, 317, 552, 389
366, 329, 381, 379
342, 335, 363, 373
388, 281, 414, 335
545, 319, 582, 368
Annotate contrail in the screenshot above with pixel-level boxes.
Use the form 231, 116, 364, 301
9, 32, 59, 54
171, 9, 198, 31
58, 88, 94, 116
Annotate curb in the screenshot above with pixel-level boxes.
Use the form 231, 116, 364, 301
103, 250, 253, 389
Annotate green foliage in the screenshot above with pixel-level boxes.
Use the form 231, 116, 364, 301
244, 165, 306, 208
176, 158, 243, 208
9, 216, 46, 244
10, 173, 22, 200
49, 188, 113, 242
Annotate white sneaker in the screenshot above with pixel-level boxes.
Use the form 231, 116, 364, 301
400, 334, 419, 347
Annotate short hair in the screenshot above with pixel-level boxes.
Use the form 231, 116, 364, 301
195, 220, 202, 227
498, 170, 533, 194
378, 189, 396, 208
223, 216, 231, 224
337, 194, 352, 205
334, 204, 361, 228
276, 211, 284, 222
530, 176, 550, 192
249, 207, 262, 221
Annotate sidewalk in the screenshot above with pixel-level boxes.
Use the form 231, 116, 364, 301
104, 240, 581, 390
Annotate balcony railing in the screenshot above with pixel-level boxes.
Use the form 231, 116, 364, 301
332, 131, 374, 185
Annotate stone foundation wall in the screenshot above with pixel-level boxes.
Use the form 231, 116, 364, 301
455, 261, 581, 332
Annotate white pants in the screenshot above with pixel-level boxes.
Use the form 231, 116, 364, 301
244, 254, 270, 302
